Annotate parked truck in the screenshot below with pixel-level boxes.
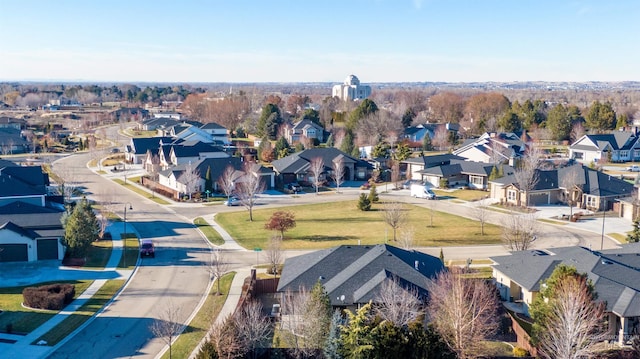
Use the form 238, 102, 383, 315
410, 183, 436, 199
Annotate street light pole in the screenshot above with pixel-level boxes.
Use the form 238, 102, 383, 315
123, 203, 133, 267
600, 198, 606, 250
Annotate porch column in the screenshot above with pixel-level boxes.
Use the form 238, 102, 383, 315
608, 313, 617, 340
619, 316, 629, 346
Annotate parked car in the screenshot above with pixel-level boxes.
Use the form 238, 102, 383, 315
224, 196, 240, 206
410, 183, 437, 199
286, 182, 302, 192
140, 239, 155, 258
627, 165, 640, 172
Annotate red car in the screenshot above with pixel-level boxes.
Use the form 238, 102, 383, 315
140, 240, 155, 258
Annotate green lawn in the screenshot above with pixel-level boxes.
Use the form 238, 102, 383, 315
608, 232, 630, 243
118, 235, 139, 269
160, 272, 235, 359
433, 189, 489, 201
34, 280, 125, 345
216, 200, 502, 250
0, 280, 93, 334
194, 217, 225, 246
84, 240, 113, 268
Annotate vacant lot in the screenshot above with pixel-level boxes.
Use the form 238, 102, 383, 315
216, 200, 501, 249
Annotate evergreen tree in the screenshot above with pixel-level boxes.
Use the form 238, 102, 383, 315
257, 103, 283, 139
204, 166, 213, 193
371, 142, 389, 158
62, 197, 100, 258
368, 184, 379, 203
401, 108, 415, 128
357, 193, 371, 211
326, 133, 334, 147
422, 133, 433, 151
340, 131, 355, 155
586, 101, 617, 132
351, 146, 360, 159
305, 281, 333, 349
488, 166, 499, 180
340, 303, 375, 359
498, 165, 504, 177
324, 310, 344, 359
347, 99, 378, 130
195, 340, 219, 359
294, 142, 304, 153
274, 137, 290, 158
627, 217, 640, 243
616, 113, 629, 129
393, 143, 411, 161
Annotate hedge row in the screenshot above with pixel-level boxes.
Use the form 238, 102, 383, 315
23, 283, 75, 310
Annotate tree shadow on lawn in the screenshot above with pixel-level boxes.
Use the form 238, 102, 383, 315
297, 235, 358, 242
295, 217, 377, 223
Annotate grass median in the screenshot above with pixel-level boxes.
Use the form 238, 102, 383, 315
112, 179, 171, 205
34, 280, 126, 346
160, 272, 235, 359
194, 217, 225, 246
216, 200, 501, 250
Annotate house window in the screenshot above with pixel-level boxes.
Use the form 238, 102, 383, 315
634, 150, 640, 159
469, 176, 483, 186
620, 150, 629, 158
586, 196, 598, 208
507, 189, 517, 201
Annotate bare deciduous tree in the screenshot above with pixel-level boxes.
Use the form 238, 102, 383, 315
427, 269, 500, 359
179, 162, 201, 200
332, 156, 345, 193
535, 275, 607, 359
209, 249, 229, 295
217, 165, 236, 201
472, 202, 490, 235
560, 165, 583, 219
381, 202, 408, 241
433, 125, 450, 151
308, 156, 325, 195
265, 235, 283, 277
570, 121, 586, 143
390, 160, 401, 189
209, 314, 244, 359
398, 226, 415, 250
150, 301, 184, 359
501, 212, 538, 251
234, 300, 272, 359
513, 145, 542, 206
375, 276, 421, 327
236, 163, 266, 222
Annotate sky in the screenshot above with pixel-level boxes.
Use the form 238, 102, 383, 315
1, 0, 639, 83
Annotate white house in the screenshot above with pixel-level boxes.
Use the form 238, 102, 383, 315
569, 132, 640, 163
332, 75, 371, 101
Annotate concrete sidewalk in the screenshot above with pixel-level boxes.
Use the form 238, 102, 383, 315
202, 214, 247, 251
0, 221, 132, 358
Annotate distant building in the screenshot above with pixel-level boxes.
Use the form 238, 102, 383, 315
332, 74, 371, 101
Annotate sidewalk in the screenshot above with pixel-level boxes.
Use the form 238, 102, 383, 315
0, 221, 132, 358
202, 215, 247, 251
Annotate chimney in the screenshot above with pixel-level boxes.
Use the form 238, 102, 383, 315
414, 260, 419, 270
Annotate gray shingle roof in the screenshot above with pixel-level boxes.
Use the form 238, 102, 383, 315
491, 243, 640, 317
272, 148, 359, 174
277, 244, 444, 306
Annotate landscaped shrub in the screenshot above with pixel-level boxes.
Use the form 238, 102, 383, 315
513, 346, 529, 357
23, 283, 75, 310
439, 178, 449, 188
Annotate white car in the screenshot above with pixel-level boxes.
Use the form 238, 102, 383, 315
223, 197, 240, 206
627, 165, 640, 172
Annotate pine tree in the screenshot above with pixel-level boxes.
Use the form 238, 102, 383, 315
326, 133, 334, 147
340, 303, 374, 359
204, 166, 213, 193
422, 133, 433, 151
324, 310, 344, 359
489, 166, 499, 180
627, 217, 640, 243
357, 193, 371, 211
340, 131, 355, 155
62, 197, 100, 258
498, 165, 504, 177
368, 184, 379, 203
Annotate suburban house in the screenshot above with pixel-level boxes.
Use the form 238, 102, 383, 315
125, 136, 174, 164
200, 122, 230, 144
419, 159, 514, 190
277, 244, 445, 309
402, 122, 460, 143
139, 117, 180, 131
0, 116, 27, 130
0, 127, 31, 154
284, 119, 324, 144
271, 148, 373, 187
491, 243, 640, 346
569, 131, 640, 163
156, 157, 274, 199
489, 164, 634, 209
158, 141, 229, 169
403, 154, 465, 181
0, 162, 65, 262
453, 132, 529, 165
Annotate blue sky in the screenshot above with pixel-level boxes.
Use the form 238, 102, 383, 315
1, 0, 638, 83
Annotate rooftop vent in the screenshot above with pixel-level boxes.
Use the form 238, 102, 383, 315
601, 259, 613, 265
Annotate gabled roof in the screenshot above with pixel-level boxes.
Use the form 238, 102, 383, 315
272, 148, 359, 174
277, 244, 444, 306
0, 221, 37, 239
0, 172, 46, 197
170, 141, 225, 158
0, 165, 49, 188
200, 122, 226, 130
570, 132, 638, 151
130, 137, 174, 155
402, 154, 465, 168
491, 243, 640, 317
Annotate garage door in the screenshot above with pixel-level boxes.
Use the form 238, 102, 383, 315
622, 203, 635, 221
37, 239, 59, 260
0, 244, 28, 262
528, 192, 549, 206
